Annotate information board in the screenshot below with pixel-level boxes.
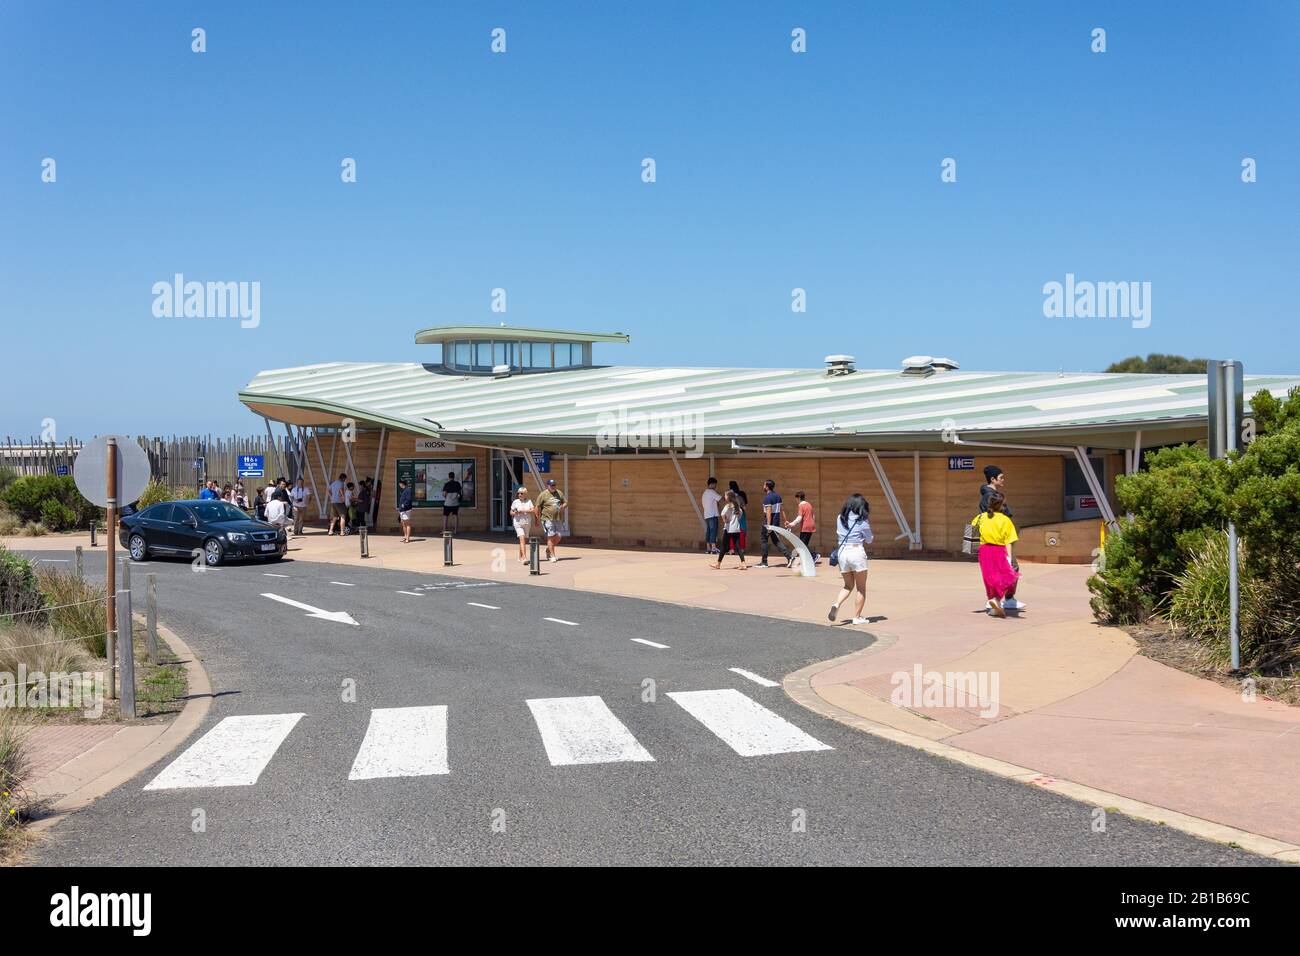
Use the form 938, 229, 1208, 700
395, 458, 476, 508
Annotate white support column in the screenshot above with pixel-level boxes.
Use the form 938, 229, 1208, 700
867, 450, 914, 544
669, 449, 705, 530
1132, 430, 1143, 474
1073, 446, 1118, 527
310, 427, 329, 518
371, 427, 387, 526
912, 451, 922, 550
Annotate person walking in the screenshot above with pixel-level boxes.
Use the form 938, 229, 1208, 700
290, 478, 311, 536
708, 490, 747, 570
972, 491, 1021, 618
828, 494, 874, 625
728, 481, 749, 552
265, 491, 290, 532
977, 465, 1025, 610
327, 472, 347, 536
786, 490, 817, 567
701, 477, 722, 555
758, 479, 793, 568
510, 485, 535, 563
535, 478, 568, 562
441, 471, 462, 534
396, 478, 414, 542
354, 478, 372, 530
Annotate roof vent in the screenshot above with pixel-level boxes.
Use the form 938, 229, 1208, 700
824, 354, 856, 376
901, 354, 935, 376
931, 356, 959, 371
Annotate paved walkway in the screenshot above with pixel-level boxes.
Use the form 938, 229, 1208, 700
8, 528, 1300, 854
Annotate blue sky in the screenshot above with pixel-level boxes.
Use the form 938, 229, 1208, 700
2, 1, 1297, 436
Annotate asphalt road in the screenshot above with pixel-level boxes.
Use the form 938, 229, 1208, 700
20, 547, 1274, 866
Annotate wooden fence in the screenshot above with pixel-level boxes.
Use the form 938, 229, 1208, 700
1, 434, 306, 494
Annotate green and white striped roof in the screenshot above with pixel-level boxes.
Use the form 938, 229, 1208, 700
240, 363, 1300, 452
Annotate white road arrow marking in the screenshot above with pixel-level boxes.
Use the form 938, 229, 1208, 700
261, 592, 359, 626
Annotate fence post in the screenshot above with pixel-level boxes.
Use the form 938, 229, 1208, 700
75, 545, 83, 579
120, 555, 131, 593
443, 531, 454, 567
116, 588, 135, 718
529, 537, 541, 576
146, 573, 158, 663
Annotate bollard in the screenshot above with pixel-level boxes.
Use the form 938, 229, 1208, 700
75, 545, 83, 579
146, 573, 158, 663
359, 525, 369, 559
90, 520, 97, 547
443, 531, 454, 567
116, 588, 135, 718
529, 537, 541, 576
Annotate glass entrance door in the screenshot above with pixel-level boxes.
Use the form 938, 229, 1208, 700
491, 453, 526, 531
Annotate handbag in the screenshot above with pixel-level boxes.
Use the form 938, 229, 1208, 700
962, 516, 982, 556
829, 515, 860, 567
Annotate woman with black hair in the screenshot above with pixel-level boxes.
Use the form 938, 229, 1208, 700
971, 490, 1020, 617
828, 493, 874, 624
728, 480, 749, 551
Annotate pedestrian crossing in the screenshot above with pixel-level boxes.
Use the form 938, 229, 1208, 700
142, 689, 832, 790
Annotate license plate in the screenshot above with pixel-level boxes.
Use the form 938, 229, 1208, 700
259, 543, 277, 552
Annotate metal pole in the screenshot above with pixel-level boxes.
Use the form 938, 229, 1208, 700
75, 545, 83, 579
106, 438, 117, 699
116, 587, 135, 718
146, 573, 158, 663
1226, 361, 1240, 670
913, 450, 922, 550
529, 536, 541, 575
443, 531, 454, 566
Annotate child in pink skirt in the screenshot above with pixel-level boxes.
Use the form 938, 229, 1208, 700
972, 492, 1020, 618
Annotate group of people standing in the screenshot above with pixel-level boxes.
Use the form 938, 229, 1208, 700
701, 477, 818, 571
198, 476, 314, 536
326, 472, 376, 536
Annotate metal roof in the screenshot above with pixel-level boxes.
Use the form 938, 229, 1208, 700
239, 363, 1300, 453
413, 325, 630, 346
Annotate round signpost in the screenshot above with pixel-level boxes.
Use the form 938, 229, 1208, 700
74, 436, 151, 702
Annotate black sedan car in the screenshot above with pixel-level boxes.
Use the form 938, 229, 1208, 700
119, 499, 286, 566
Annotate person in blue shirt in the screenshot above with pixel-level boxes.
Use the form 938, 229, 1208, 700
758, 479, 793, 568
396, 479, 414, 543
199, 480, 219, 500
828, 494, 875, 625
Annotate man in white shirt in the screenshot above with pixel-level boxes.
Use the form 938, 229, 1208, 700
327, 473, 347, 536
265, 495, 289, 531
701, 476, 722, 555
290, 478, 311, 536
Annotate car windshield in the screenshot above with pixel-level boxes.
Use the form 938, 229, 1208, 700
191, 502, 249, 523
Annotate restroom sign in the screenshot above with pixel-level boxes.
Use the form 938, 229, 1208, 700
948, 456, 975, 471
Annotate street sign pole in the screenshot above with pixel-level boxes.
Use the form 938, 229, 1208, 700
106, 437, 118, 700
1225, 362, 1240, 670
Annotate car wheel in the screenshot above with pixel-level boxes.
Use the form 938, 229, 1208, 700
203, 538, 225, 567
128, 533, 148, 561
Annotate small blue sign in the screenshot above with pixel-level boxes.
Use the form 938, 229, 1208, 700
948, 456, 975, 471
523, 450, 551, 474
56, 464, 69, 476
237, 454, 265, 478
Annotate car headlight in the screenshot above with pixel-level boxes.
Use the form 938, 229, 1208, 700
226, 532, 248, 542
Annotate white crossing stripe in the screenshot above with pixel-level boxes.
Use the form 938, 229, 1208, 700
466, 602, 499, 610
631, 638, 669, 649
729, 667, 780, 688
543, 617, 579, 626
667, 689, 832, 756
348, 706, 449, 780
526, 696, 654, 766
397, 590, 422, 596
330, 581, 355, 587
263, 573, 289, 578
144, 713, 305, 790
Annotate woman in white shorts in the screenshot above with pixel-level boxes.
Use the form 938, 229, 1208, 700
509, 486, 535, 563
828, 494, 874, 625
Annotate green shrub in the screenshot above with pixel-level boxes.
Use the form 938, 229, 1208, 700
0, 511, 19, 536
38, 499, 77, 532
134, 479, 175, 511
0, 475, 99, 529
20, 522, 46, 538
0, 465, 17, 494
0, 546, 43, 625
0, 709, 30, 836
1088, 524, 1157, 624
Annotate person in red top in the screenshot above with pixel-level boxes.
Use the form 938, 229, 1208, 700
786, 490, 818, 567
